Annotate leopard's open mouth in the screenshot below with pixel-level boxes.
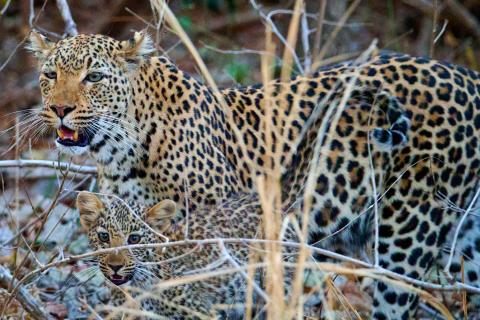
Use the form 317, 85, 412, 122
108, 274, 132, 286
56, 125, 94, 147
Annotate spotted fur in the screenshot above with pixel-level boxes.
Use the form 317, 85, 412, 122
437, 214, 480, 316
30, 30, 480, 319
77, 191, 314, 319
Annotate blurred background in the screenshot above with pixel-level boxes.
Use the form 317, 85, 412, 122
0, 0, 479, 317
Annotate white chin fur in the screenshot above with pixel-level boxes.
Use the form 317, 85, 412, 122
55, 141, 89, 155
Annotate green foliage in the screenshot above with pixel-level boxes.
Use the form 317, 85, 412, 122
178, 16, 193, 31
180, 0, 194, 9
226, 60, 249, 84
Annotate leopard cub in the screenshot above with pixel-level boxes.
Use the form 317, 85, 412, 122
77, 191, 313, 319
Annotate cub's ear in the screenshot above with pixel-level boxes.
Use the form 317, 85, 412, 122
26, 30, 55, 63
76, 191, 103, 229
146, 199, 177, 233
118, 30, 154, 64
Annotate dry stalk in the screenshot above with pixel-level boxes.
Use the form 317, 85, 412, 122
250, 0, 304, 75
257, 176, 285, 319
245, 245, 260, 320
105, 259, 455, 319
325, 277, 362, 319
11, 237, 480, 301
461, 256, 467, 320
312, 0, 327, 67
280, 0, 304, 81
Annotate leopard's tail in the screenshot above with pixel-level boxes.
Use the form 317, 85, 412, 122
369, 91, 410, 150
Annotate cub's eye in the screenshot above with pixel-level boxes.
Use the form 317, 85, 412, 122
98, 232, 110, 243
44, 71, 57, 80
84, 72, 104, 82
127, 234, 141, 244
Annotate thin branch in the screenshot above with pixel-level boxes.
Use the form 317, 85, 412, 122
0, 266, 49, 320
0, 0, 12, 15
201, 43, 273, 57
429, 0, 439, 57
0, 159, 97, 175
445, 0, 480, 42
218, 240, 269, 302
250, 0, 304, 75
12, 237, 480, 298
444, 186, 480, 274
403, 0, 480, 42
4, 173, 70, 316
312, 0, 327, 63
28, 0, 35, 26
55, 0, 78, 36
280, 0, 303, 80
433, 19, 449, 44
300, 8, 311, 72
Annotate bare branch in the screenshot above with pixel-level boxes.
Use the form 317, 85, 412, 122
0, 160, 97, 175
443, 186, 480, 275
250, 0, 304, 75
312, 0, 327, 62
0, 266, 49, 320
218, 240, 269, 302
300, 8, 311, 72
56, 0, 78, 36
444, 0, 480, 41
403, 0, 480, 42
11, 237, 480, 298
0, 0, 12, 15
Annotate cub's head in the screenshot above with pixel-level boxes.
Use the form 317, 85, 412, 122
76, 191, 176, 286
28, 31, 154, 155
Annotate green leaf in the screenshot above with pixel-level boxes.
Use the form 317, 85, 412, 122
226, 61, 249, 84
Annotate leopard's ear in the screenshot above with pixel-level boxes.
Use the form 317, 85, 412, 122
146, 199, 176, 233
76, 191, 103, 229
118, 30, 154, 64
26, 30, 55, 64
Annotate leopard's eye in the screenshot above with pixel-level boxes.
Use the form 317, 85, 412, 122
127, 234, 141, 244
84, 72, 104, 83
44, 71, 57, 80
98, 232, 110, 243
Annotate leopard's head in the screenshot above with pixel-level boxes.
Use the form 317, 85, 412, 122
28, 31, 154, 155
76, 191, 176, 286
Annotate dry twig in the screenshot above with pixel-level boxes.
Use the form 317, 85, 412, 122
0, 266, 50, 320
55, 0, 78, 36
444, 186, 480, 275
403, 0, 480, 42
0, 159, 97, 175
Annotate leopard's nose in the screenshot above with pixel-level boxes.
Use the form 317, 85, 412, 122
108, 264, 123, 273
50, 105, 75, 118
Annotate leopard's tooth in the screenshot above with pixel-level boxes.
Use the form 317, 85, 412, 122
73, 131, 79, 141
57, 129, 64, 139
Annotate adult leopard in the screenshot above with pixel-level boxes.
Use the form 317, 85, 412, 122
29, 30, 480, 319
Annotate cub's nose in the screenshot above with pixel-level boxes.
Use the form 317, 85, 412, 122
108, 264, 123, 273
50, 105, 75, 118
